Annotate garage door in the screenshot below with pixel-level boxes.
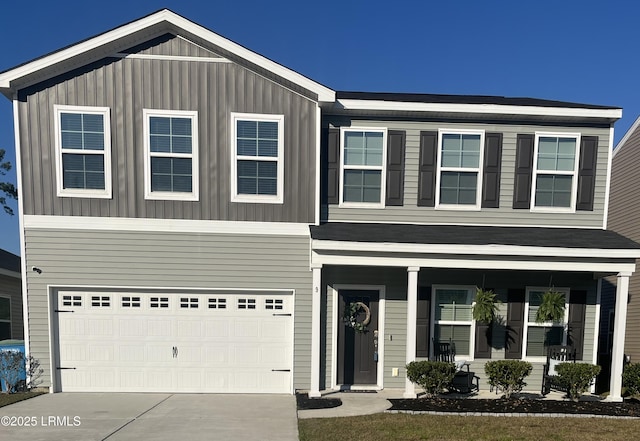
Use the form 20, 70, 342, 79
54, 291, 293, 393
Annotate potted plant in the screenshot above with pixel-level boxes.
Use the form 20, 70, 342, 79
535, 290, 565, 323
472, 287, 501, 323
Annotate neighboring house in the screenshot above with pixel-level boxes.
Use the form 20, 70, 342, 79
600, 116, 640, 373
0, 9, 638, 401
0, 248, 23, 341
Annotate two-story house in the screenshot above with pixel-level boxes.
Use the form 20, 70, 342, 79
0, 9, 638, 401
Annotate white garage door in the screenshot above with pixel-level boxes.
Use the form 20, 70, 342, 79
54, 291, 293, 393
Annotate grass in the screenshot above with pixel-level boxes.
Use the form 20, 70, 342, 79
298, 413, 640, 441
0, 391, 45, 408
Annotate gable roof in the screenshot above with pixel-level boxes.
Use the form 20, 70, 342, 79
613, 114, 640, 158
0, 9, 335, 102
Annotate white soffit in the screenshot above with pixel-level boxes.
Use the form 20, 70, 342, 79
0, 9, 335, 103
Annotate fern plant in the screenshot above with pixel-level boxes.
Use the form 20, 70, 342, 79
535, 290, 566, 323
472, 288, 501, 323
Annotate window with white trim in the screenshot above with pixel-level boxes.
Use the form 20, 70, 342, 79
437, 131, 483, 208
0, 297, 11, 340
532, 134, 579, 210
231, 113, 284, 203
54, 105, 111, 198
144, 109, 198, 201
524, 288, 570, 358
432, 286, 475, 358
340, 128, 387, 206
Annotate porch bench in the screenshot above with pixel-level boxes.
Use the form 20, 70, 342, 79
541, 345, 576, 396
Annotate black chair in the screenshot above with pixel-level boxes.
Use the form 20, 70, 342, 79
541, 345, 576, 396
432, 340, 478, 393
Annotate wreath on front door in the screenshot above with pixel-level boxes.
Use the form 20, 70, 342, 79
343, 301, 371, 333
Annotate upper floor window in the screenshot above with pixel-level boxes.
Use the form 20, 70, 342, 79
432, 286, 475, 359
340, 128, 387, 207
0, 296, 10, 340
532, 133, 579, 211
523, 287, 570, 359
436, 130, 483, 209
144, 109, 199, 201
231, 113, 284, 204
54, 105, 111, 198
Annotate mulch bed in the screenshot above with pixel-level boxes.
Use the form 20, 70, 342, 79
296, 393, 342, 410
389, 396, 640, 418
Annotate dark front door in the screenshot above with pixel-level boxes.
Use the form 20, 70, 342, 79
337, 290, 379, 386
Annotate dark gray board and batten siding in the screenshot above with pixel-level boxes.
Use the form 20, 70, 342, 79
17, 35, 317, 223
323, 119, 610, 228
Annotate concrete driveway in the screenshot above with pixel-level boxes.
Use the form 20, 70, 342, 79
0, 393, 299, 440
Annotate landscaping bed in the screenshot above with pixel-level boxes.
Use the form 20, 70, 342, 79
296, 393, 342, 410
0, 391, 45, 408
389, 396, 640, 417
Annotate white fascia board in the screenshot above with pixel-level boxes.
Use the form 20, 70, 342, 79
311, 239, 640, 259
311, 252, 637, 274
336, 99, 622, 120
0, 10, 335, 103
613, 114, 640, 158
24, 215, 310, 236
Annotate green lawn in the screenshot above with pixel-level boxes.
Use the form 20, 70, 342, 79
0, 391, 45, 408
299, 413, 640, 441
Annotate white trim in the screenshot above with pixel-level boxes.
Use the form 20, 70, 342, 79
523, 287, 570, 362
335, 99, 622, 120
0, 268, 20, 279
311, 252, 637, 274
0, 10, 335, 102
13, 98, 30, 372
339, 127, 388, 208
309, 267, 322, 397
613, 115, 640, 158
603, 125, 615, 229
143, 109, 199, 201
435, 129, 484, 210
431, 285, 476, 360
325, 218, 605, 230
404, 268, 418, 398
591, 278, 602, 393
314, 104, 321, 226
608, 273, 630, 401
311, 239, 640, 259
230, 112, 284, 204
530, 132, 581, 213
330, 284, 385, 391
114, 52, 232, 63
53, 105, 112, 198
24, 215, 311, 236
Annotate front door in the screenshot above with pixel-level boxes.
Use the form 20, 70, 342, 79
337, 290, 379, 386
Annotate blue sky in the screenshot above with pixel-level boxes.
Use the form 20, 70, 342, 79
0, 0, 638, 255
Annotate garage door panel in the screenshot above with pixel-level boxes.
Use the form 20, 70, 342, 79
56, 291, 293, 393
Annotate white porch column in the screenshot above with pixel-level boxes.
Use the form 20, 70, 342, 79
608, 272, 631, 402
309, 265, 322, 398
404, 266, 420, 398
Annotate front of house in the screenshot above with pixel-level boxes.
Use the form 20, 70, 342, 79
0, 10, 638, 401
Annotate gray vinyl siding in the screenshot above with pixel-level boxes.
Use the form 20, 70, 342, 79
23, 228, 312, 390
17, 35, 317, 223
124, 34, 221, 57
0, 274, 23, 340
323, 267, 597, 392
325, 118, 610, 228
605, 126, 640, 361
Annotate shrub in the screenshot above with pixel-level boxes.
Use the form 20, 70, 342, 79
484, 360, 532, 399
0, 351, 43, 393
622, 362, 640, 396
555, 363, 601, 402
406, 361, 456, 397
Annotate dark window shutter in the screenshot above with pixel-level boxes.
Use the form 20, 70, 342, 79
326, 128, 340, 204
474, 287, 494, 359
482, 133, 503, 208
576, 136, 598, 211
505, 289, 525, 359
513, 134, 534, 209
386, 130, 406, 206
416, 287, 431, 358
418, 131, 438, 207
568, 290, 587, 360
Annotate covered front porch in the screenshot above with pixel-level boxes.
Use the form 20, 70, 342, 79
307, 223, 640, 401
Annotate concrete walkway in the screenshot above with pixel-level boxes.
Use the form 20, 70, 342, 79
0, 393, 299, 441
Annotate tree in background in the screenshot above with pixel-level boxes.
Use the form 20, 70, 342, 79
0, 148, 17, 215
